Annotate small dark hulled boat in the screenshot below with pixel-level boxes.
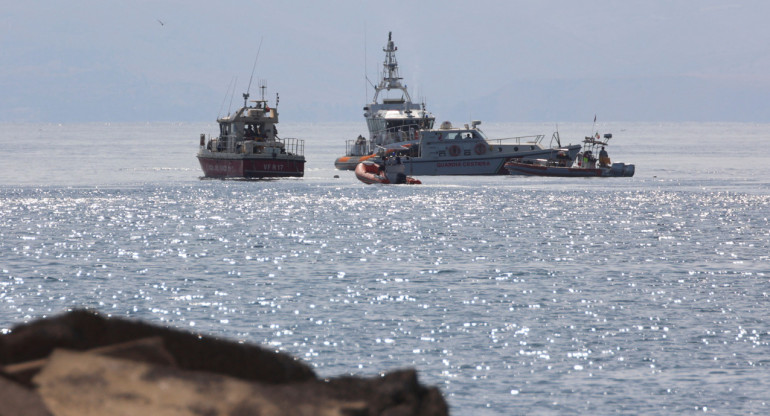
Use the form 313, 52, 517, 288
505, 132, 634, 177
504, 159, 635, 177
355, 161, 421, 185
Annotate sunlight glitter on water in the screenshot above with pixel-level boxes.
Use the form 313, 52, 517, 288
2, 184, 769, 415
2, 121, 770, 414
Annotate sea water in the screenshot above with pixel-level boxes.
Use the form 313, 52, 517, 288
1, 121, 769, 415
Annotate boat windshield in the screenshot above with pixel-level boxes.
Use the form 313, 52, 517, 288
385, 118, 433, 130
219, 123, 235, 137
443, 131, 484, 141
471, 130, 487, 141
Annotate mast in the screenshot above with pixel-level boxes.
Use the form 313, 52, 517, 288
244, 38, 263, 107
373, 32, 411, 103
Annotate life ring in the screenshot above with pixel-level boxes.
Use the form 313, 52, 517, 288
448, 145, 461, 157
474, 142, 487, 155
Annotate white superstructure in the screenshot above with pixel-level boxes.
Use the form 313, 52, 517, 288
364, 32, 434, 146
335, 32, 434, 169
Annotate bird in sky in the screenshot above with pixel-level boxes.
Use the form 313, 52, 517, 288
157, 19, 165, 26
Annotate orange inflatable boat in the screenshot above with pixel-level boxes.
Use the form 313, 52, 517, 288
354, 161, 421, 185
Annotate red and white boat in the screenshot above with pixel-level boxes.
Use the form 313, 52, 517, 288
197, 87, 305, 178
355, 160, 421, 185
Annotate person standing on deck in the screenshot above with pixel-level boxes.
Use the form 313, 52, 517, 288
599, 146, 610, 167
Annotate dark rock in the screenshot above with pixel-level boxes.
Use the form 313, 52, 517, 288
3, 336, 176, 386
0, 309, 315, 385
0, 376, 53, 416
0, 310, 449, 416
320, 369, 448, 416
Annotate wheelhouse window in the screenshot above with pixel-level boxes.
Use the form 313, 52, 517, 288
459, 132, 474, 140
368, 119, 386, 135
385, 119, 423, 132
244, 123, 266, 139
420, 118, 435, 129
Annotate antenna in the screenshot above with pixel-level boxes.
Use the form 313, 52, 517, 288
228, 76, 238, 115
246, 37, 263, 96
554, 123, 562, 147
243, 37, 264, 106
364, 23, 368, 103
259, 80, 267, 101
218, 76, 236, 118
365, 75, 376, 90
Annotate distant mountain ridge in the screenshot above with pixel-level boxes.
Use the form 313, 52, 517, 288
438, 75, 770, 123
2, 74, 768, 123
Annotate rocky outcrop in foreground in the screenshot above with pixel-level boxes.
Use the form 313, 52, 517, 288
0, 310, 448, 416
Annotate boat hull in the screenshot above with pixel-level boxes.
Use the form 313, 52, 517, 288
505, 161, 635, 177
398, 146, 580, 176
198, 155, 305, 178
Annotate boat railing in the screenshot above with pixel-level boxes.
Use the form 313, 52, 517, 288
203, 135, 303, 156
206, 135, 238, 153
344, 138, 374, 156
281, 137, 305, 157
487, 134, 545, 146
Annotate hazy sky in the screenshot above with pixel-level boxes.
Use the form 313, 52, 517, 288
3, 1, 769, 122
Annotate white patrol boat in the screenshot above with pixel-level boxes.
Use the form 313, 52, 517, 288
334, 32, 435, 170
378, 121, 581, 175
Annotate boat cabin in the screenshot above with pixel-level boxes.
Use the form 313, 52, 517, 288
207, 97, 285, 154
365, 112, 434, 146
219, 99, 277, 140
416, 124, 492, 159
